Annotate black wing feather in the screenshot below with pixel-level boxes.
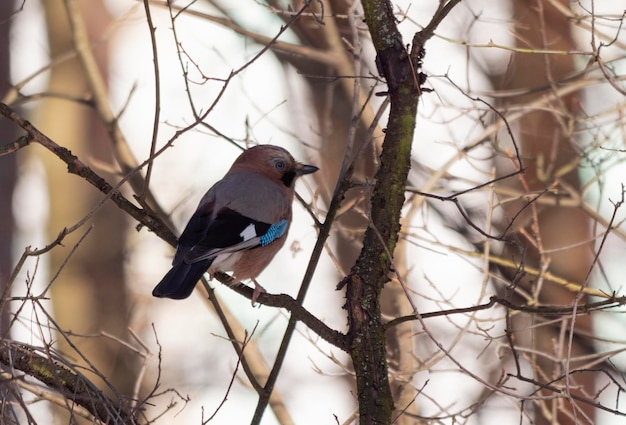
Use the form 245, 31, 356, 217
152, 207, 272, 299
183, 207, 271, 263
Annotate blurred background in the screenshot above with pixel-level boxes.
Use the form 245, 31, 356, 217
1, 0, 626, 424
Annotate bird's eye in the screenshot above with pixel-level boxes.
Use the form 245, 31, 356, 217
274, 160, 286, 171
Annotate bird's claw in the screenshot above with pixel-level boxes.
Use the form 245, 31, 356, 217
251, 281, 267, 306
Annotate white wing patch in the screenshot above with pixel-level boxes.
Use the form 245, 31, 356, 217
239, 223, 257, 241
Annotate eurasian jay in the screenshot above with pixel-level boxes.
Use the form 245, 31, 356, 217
152, 145, 318, 301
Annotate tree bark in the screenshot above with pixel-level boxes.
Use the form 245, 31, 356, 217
343, 0, 425, 422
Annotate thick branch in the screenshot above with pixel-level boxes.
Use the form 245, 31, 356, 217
343, 0, 424, 423
0, 341, 134, 424
346, 0, 462, 423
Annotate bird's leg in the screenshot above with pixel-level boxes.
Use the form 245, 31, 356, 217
251, 279, 266, 305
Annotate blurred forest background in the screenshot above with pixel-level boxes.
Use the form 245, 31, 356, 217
0, 0, 626, 424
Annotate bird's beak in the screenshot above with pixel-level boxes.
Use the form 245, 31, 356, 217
296, 163, 319, 175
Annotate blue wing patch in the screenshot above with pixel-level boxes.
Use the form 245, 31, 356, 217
180, 208, 289, 264
260, 219, 288, 246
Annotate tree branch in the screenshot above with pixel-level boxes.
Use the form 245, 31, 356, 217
383, 295, 626, 330
0, 103, 176, 247
0, 341, 134, 424
343, 0, 462, 423
223, 276, 349, 352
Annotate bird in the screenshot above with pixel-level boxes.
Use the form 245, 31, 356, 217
152, 144, 318, 302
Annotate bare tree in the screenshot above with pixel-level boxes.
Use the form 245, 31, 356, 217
0, 0, 625, 424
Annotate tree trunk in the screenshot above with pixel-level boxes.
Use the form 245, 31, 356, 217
492, 1, 595, 423
37, 0, 137, 408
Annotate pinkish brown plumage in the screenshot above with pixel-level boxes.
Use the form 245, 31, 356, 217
153, 145, 318, 301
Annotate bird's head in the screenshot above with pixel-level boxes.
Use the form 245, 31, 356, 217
232, 145, 318, 188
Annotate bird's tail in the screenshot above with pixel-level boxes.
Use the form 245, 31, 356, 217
152, 260, 212, 299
